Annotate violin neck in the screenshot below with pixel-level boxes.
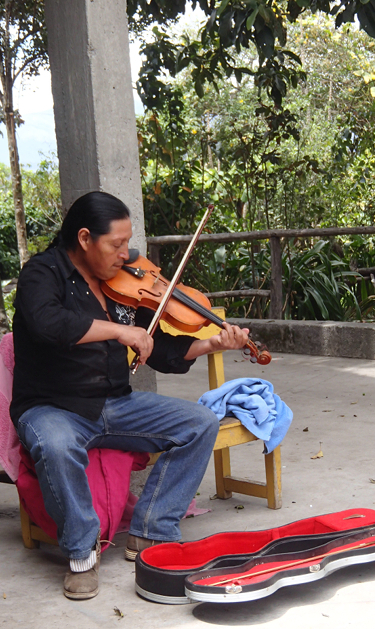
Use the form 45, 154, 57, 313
172, 287, 225, 329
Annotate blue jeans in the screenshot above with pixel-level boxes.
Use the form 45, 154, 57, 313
17, 393, 219, 560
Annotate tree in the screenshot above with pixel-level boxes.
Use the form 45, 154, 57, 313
0, 0, 48, 269
133, 11, 375, 320
129, 0, 375, 111
136, 13, 375, 234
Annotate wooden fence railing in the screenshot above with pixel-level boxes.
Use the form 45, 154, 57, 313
147, 226, 375, 319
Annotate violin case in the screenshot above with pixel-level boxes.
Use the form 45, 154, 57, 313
135, 508, 375, 604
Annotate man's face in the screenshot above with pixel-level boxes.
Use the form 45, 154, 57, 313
83, 217, 133, 280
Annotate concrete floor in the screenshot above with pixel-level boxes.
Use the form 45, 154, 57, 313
1, 351, 375, 628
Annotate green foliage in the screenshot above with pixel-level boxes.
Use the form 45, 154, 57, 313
136, 15, 375, 239
138, 16, 375, 236
0, 156, 61, 278
130, 0, 375, 110
0, 173, 20, 278
128, 1, 210, 36
183, 239, 375, 321
134, 12, 375, 323
185, 241, 271, 317
22, 157, 63, 255
341, 234, 375, 270
136, 20, 305, 112
2, 284, 16, 329
281, 240, 361, 320
280, 239, 375, 322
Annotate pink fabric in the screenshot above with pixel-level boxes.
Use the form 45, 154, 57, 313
183, 498, 211, 519
115, 496, 209, 533
17, 446, 149, 550
0, 331, 14, 374
0, 333, 20, 481
116, 491, 139, 533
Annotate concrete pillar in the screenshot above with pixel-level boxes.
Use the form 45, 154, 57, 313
44, 0, 145, 251
44, 0, 155, 394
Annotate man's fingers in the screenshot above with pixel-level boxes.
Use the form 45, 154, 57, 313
219, 323, 249, 349
117, 326, 154, 363
136, 335, 154, 363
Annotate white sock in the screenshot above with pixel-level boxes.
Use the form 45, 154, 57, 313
70, 550, 97, 573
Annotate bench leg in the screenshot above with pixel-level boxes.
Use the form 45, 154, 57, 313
264, 445, 282, 509
214, 447, 232, 499
19, 502, 40, 549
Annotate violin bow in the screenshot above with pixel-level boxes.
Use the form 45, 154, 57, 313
130, 204, 215, 374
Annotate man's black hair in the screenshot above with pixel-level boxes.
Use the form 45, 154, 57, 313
59, 191, 130, 250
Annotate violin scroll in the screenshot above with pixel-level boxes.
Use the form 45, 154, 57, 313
242, 339, 272, 365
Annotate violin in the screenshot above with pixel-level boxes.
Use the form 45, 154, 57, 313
101, 251, 271, 366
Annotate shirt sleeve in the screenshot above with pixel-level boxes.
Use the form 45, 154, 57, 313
14, 256, 93, 347
134, 306, 197, 374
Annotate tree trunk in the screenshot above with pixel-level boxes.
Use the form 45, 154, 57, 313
1, 5, 30, 269
4, 104, 30, 268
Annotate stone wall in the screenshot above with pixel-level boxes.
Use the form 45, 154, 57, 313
227, 318, 375, 360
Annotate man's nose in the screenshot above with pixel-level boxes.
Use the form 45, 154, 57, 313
119, 245, 129, 261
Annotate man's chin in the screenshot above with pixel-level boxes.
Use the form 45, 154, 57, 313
99, 269, 121, 281
112, 265, 124, 274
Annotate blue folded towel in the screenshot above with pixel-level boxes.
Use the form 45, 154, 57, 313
197, 377, 293, 453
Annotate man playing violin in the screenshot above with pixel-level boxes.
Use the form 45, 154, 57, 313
10, 191, 249, 600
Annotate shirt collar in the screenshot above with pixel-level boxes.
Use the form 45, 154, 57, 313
55, 246, 83, 281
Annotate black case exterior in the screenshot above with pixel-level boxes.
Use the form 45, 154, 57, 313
135, 516, 375, 604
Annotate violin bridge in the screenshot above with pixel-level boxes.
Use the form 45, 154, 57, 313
152, 271, 161, 287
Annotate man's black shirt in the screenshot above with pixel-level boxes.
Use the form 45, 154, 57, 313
10, 246, 196, 427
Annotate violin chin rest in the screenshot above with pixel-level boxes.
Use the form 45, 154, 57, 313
123, 249, 140, 265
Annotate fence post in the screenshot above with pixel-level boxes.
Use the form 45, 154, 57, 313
148, 244, 161, 267
269, 236, 283, 319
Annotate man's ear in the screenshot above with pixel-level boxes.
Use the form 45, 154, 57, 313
77, 228, 91, 251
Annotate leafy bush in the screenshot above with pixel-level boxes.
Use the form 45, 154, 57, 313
281, 241, 361, 320
0, 156, 61, 279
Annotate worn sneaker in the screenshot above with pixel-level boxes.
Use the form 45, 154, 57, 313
64, 533, 101, 600
125, 534, 165, 561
